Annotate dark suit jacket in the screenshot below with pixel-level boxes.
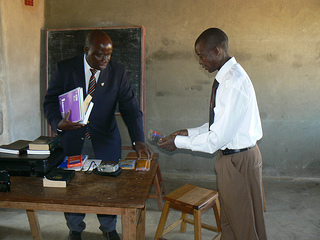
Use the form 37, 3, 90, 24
43, 55, 144, 161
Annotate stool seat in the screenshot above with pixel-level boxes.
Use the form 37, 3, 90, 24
154, 184, 221, 240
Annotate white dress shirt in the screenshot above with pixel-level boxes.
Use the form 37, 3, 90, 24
175, 57, 263, 154
84, 55, 100, 94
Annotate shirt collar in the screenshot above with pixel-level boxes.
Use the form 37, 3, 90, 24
215, 57, 237, 83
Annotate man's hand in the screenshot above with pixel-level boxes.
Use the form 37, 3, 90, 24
157, 129, 188, 152
57, 110, 85, 131
134, 141, 154, 160
169, 129, 188, 137
158, 135, 177, 151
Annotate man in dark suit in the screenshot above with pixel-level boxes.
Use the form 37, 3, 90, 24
44, 30, 153, 240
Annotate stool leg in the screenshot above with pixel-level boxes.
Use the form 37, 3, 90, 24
154, 201, 171, 240
213, 198, 222, 233
180, 212, 188, 233
194, 209, 202, 240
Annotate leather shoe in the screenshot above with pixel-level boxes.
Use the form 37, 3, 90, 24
103, 230, 121, 240
68, 231, 82, 240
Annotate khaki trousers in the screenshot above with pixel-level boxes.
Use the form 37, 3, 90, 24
215, 145, 267, 240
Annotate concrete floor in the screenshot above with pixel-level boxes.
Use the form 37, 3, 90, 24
0, 176, 320, 240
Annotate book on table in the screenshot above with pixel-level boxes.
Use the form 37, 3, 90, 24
43, 168, 75, 187
28, 136, 60, 152
124, 152, 151, 171
58, 87, 94, 124
0, 140, 31, 155
119, 159, 136, 170
58, 155, 89, 171
27, 149, 52, 155
135, 159, 151, 171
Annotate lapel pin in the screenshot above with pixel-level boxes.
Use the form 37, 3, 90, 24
101, 82, 105, 86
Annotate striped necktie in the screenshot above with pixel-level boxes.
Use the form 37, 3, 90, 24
88, 68, 97, 96
209, 79, 219, 130
86, 68, 97, 139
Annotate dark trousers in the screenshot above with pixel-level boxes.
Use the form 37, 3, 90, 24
215, 145, 267, 240
64, 137, 117, 233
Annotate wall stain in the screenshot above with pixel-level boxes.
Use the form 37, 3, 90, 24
315, 41, 320, 61
185, 85, 203, 91
292, 62, 303, 68
233, 51, 252, 61
260, 112, 268, 120
147, 49, 193, 62
265, 53, 279, 62
156, 91, 170, 97
195, 79, 212, 85
162, 37, 176, 46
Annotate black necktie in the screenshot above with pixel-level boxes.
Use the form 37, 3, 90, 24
209, 79, 219, 129
86, 69, 97, 139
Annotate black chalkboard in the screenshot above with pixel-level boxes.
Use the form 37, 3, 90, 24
46, 26, 146, 113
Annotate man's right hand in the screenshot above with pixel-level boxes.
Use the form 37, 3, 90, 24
157, 129, 188, 152
57, 110, 85, 131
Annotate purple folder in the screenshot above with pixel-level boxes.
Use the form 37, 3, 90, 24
58, 87, 84, 122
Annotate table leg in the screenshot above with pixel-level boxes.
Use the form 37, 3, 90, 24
122, 208, 139, 240
136, 206, 146, 240
26, 209, 43, 240
153, 172, 163, 211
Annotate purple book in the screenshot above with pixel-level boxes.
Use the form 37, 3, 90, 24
58, 87, 84, 122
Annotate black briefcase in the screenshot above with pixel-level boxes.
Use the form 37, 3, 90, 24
0, 148, 64, 177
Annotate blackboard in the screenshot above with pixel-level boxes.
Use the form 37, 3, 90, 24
46, 26, 146, 114
46, 26, 146, 146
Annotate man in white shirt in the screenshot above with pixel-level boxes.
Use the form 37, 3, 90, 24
158, 28, 267, 240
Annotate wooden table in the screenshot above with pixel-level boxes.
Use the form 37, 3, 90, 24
0, 153, 159, 240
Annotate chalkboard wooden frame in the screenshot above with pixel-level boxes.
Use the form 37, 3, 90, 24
46, 26, 146, 148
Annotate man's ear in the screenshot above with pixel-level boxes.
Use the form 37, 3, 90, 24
212, 46, 221, 56
84, 46, 89, 55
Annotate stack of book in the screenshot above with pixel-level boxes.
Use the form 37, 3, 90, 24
58, 154, 89, 171
27, 136, 60, 155
124, 152, 151, 171
135, 159, 151, 171
59, 87, 93, 124
0, 140, 30, 155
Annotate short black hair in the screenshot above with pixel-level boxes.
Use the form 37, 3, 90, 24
195, 28, 228, 51
85, 30, 112, 48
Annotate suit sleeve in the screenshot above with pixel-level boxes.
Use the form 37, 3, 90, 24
117, 69, 145, 143
43, 63, 64, 133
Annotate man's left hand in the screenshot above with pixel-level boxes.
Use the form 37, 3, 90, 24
134, 141, 154, 160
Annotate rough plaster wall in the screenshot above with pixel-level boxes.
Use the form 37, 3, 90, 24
0, 0, 44, 143
0, 2, 10, 144
45, 0, 320, 178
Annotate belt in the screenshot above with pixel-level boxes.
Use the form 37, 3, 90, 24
220, 145, 255, 155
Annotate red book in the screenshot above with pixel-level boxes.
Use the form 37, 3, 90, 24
67, 155, 83, 168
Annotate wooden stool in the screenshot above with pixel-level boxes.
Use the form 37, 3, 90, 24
154, 184, 221, 240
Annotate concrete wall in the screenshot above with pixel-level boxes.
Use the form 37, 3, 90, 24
0, 0, 44, 143
1, 0, 319, 179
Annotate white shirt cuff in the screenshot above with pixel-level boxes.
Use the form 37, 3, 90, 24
174, 135, 190, 149
187, 128, 199, 136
